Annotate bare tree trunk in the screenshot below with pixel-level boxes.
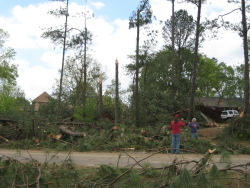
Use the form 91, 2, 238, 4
115, 59, 119, 125
58, 0, 69, 113
241, 0, 249, 114
135, 10, 140, 127
170, 0, 177, 98
83, 20, 87, 108
99, 75, 103, 119
188, 0, 202, 121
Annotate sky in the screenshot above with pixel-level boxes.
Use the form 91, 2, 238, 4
0, 0, 245, 101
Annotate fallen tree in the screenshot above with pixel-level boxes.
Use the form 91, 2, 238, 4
59, 125, 86, 137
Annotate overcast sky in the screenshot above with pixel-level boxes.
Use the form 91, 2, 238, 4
0, 0, 244, 101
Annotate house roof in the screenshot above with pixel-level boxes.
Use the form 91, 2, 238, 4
32, 92, 51, 103
194, 97, 244, 108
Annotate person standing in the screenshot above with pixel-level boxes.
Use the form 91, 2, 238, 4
188, 118, 199, 139
169, 114, 186, 154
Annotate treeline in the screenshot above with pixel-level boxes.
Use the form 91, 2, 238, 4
0, 0, 249, 129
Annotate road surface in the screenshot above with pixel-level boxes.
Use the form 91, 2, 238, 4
0, 149, 249, 169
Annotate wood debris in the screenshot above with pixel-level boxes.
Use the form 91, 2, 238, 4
60, 125, 87, 137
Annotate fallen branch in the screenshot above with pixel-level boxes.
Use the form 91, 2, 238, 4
108, 149, 165, 187
48, 133, 73, 145
191, 148, 216, 175
219, 162, 250, 175
124, 151, 146, 170
0, 135, 11, 143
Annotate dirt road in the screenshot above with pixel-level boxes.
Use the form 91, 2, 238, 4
0, 149, 249, 169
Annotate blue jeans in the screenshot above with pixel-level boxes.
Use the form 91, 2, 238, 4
171, 134, 181, 154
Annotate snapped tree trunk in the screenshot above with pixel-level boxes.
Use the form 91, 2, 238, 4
99, 74, 103, 119
115, 59, 119, 125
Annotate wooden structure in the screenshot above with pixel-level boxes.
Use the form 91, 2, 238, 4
194, 97, 244, 111
32, 92, 51, 111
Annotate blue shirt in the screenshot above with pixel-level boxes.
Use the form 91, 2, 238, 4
188, 122, 199, 133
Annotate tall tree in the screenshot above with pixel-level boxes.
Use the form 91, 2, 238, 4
0, 29, 28, 120
163, 9, 196, 99
58, 0, 69, 111
61, 56, 104, 105
69, 11, 93, 108
129, 0, 152, 126
99, 74, 103, 119
42, 0, 93, 112
240, 0, 249, 114
0, 29, 17, 88
220, 0, 249, 113
115, 59, 119, 125
42, 0, 69, 112
187, 0, 205, 121
168, 0, 177, 97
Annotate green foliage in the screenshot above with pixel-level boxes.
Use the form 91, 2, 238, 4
223, 115, 250, 140
182, 134, 214, 153
0, 29, 17, 87
209, 165, 224, 188
0, 93, 16, 114
94, 165, 121, 184
196, 171, 209, 188
170, 168, 193, 188
163, 9, 196, 50
209, 165, 219, 178
0, 151, 248, 188
116, 171, 143, 188
74, 97, 98, 123
78, 141, 92, 151
129, 0, 152, 29
220, 150, 231, 165
37, 97, 59, 122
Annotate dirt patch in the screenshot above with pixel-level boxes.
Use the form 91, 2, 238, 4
199, 127, 223, 140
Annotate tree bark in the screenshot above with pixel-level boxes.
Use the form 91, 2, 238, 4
58, 0, 69, 114
241, 0, 249, 114
171, 0, 177, 96
188, 0, 202, 121
135, 10, 140, 127
83, 23, 87, 109
60, 126, 86, 137
115, 59, 119, 125
99, 75, 103, 119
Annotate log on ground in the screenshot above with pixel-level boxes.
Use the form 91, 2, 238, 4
59, 126, 86, 137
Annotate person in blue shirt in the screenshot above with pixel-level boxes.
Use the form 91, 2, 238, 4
188, 118, 199, 139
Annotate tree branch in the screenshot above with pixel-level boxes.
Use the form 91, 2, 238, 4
218, 8, 241, 19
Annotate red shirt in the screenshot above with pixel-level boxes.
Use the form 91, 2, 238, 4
170, 120, 185, 134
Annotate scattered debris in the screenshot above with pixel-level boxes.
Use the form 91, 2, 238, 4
48, 133, 62, 140
200, 112, 219, 127
0, 119, 21, 140
0, 135, 11, 143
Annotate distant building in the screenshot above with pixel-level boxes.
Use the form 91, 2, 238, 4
32, 92, 51, 111
194, 97, 244, 111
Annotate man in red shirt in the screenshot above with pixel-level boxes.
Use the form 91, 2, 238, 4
169, 114, 186, 154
